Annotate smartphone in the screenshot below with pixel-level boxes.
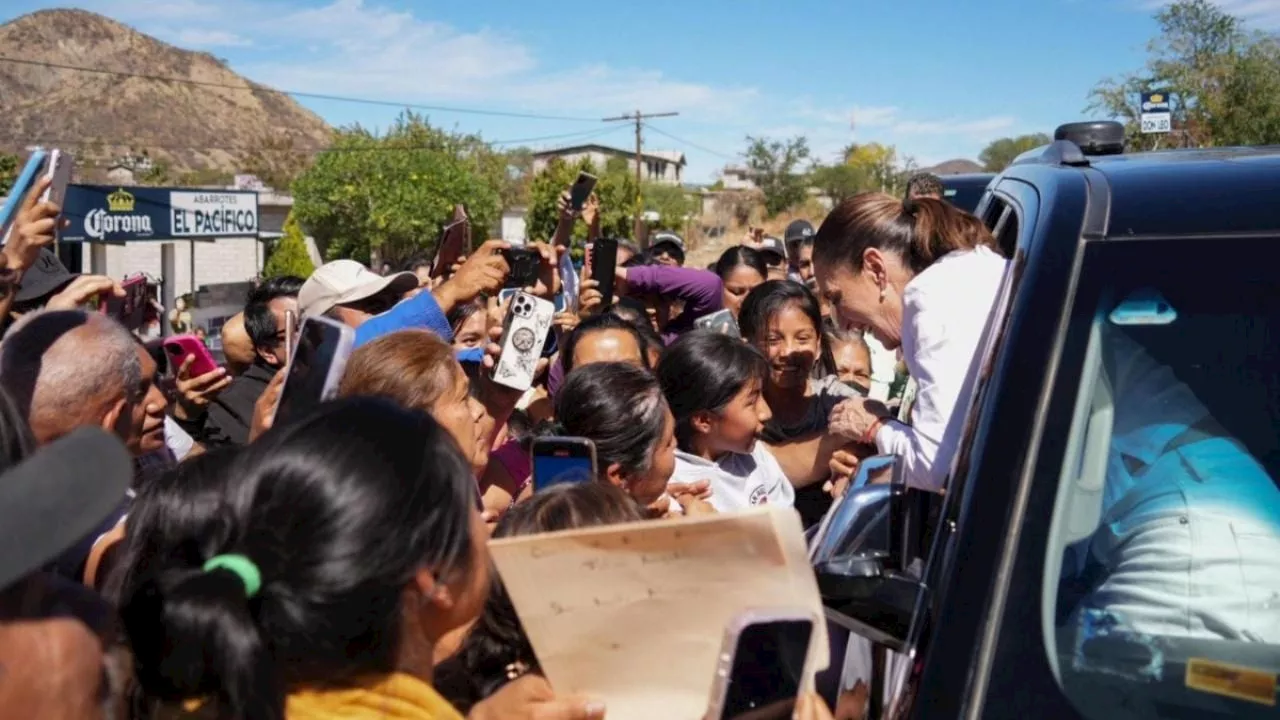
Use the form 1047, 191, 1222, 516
492, 291, 555, 392
284, 309, 297, 364
586, 238, 618, 312
0, 149, 49, 244
102, 276, 150, 331
431, 205, 470, 279
502, 247, 541, 289
41, 149, 73, 208
706, 610, 816, 720
531, 437, 597, 491
568, 172, 598, 213
163, 335, 219, 377
273, 315, 355, 426
695, 308, 741, 338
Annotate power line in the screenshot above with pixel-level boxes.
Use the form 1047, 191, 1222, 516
602, 111, 679, 243
641, 123, 737, 160
0, 55, 601, 123
0, 125, 625, 157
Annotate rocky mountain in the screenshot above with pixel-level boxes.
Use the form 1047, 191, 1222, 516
922, 158, 985, 176
0, 8, 332, 183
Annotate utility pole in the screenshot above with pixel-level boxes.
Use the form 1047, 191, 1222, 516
602, 110, 678, 245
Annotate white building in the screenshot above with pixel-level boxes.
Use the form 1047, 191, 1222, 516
718, 165, 757, 191
532, 144, 687, 186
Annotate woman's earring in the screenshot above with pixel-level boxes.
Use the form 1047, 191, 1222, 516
879, 284, 888, 302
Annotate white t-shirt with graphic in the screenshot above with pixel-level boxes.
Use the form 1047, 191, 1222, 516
669, 443, 795, 512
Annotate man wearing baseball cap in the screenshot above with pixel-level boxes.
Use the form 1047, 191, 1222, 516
300, 240, 512, 349
756, 235, 789, 281
649, 232, 686, 267
784, 219, 817, 287
0, 426, 134, 718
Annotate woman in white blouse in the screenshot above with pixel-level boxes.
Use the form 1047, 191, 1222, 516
814, 192, 1007, 493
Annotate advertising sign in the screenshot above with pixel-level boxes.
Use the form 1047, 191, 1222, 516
60, 185, 260, 243
1140, 91, 1172, 134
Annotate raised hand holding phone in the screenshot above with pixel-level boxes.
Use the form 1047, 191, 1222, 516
272, 315, 355, 428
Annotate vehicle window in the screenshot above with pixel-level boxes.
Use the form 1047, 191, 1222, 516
944, 184, 987, 214
1044, 240, 1280, 717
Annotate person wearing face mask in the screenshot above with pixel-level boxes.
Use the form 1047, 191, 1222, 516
816, 191, 1006, 493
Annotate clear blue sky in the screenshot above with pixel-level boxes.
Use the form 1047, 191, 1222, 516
4, 1, 1278, 180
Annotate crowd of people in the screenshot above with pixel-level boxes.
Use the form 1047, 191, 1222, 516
0, 168, 1015, 719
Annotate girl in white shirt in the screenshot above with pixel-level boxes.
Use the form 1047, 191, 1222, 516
657, 331, 795, 511
814, 193, 1007, 493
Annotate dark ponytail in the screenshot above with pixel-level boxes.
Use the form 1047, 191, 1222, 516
118, 398, 479, 719
124, 568, 279, 719
813, 191, 998, 276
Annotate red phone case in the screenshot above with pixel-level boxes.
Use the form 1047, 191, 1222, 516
163, 335, 218, 377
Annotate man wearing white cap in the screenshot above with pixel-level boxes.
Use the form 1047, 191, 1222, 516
299, 240, 510, 349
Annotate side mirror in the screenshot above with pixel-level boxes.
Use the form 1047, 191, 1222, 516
809, 454, 898, 565
814, 455, 936, 649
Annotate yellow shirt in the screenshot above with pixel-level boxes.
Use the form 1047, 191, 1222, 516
286, 673, 464, 720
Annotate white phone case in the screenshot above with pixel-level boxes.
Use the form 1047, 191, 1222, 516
492, 292, 555, 392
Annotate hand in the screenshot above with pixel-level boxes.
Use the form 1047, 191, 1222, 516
556, 191, 578, 222
668, 481, 716, 516
828, 398, 892, 443
553, 311, 580, 334
173, 354, 231, 420
526, 242, 561, 299
4, 175, 66, 275
481, 323, 549, 406
576, 278, 603, 319
468, 673, 604, 720
248, 367, 286, 443
437, 240, 510, 311
45, 275, 123, 312
581, 192, 600, 229
834, 682, 869, 720
795, 692, 837, 720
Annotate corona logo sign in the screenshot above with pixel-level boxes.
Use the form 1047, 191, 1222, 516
107, 188, 135, 213
86, 187, 153, 240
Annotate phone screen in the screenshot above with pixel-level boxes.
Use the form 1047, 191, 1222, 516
587, 239, 617, 312
532, 439, 596, 491
275, 318, 349, 426
720, 619, 813, 719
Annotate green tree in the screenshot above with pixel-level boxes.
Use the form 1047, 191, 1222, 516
0, 153, 18, 197
291, 111, 501, 268
809, 162, 869, 204
643, 182, 695, 230
978, 133, 1052, 172
263, 212, 316, 279
525, 156, 635, 245
1087, 0, 1280, 149
744, 135, 811, 217
844, 142, 900, 193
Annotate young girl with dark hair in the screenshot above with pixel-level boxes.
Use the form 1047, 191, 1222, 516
117, 398, 602, 720
656, 331, 795, 511
714, 246, 768, 319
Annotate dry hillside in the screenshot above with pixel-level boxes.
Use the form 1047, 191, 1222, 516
0, 8, 331, 180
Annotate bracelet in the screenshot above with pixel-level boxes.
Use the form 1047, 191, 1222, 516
860, 417, 886, 446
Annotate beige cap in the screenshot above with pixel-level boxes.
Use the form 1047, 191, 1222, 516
298, 260, 420, 318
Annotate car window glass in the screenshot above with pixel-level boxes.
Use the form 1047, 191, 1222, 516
1044, 241, 1280, 718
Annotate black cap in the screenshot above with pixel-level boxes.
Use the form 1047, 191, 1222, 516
650, 232, 686, 261
757, 236, 787, 262
0, 427, 132, 590
784, 219, 815, 245
14, 249, 77, 304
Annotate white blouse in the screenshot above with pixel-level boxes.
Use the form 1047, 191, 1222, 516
874, 247, 1008, 492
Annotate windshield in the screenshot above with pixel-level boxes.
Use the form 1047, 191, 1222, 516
1044, 238, 1280, 717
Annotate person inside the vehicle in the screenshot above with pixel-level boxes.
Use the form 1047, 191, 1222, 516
904, 172, 944, 200
814, 192, 1006, 493
1058, 325, 1280, 644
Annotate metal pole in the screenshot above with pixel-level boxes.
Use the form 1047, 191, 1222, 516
189, 240, 196, 297
160, 243, 176, 339
89, 242, 107, 275
634, 111, 644, 244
